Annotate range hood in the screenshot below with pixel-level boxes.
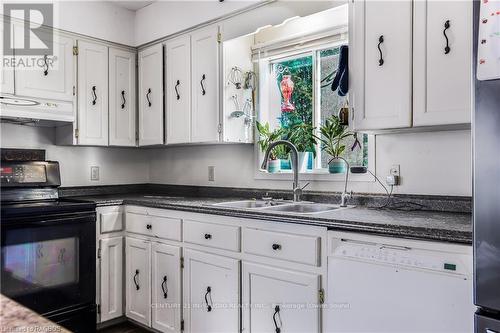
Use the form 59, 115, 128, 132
0, 95, 74, 125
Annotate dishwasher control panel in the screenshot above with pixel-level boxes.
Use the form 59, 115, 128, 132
334, 242, 466, 275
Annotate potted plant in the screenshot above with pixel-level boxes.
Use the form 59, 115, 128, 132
256, 121, 287, 173
316, 115, 354, 173
288, 122, 317, 172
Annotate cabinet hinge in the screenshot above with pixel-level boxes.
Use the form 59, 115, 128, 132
97, 248, 101, 259
180, 319, 185, 331
73, 86, 76, 96
180, 257, 184, 269
217, 123, 222, 134
318, 289, 325, 304
217, 32, 222, 43
74, 128, 79, 139
351, 107, 354, 121
73, 46, 79, 56
97, 304, 101, 314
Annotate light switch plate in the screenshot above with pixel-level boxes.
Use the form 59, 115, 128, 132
90, 166, 99, 181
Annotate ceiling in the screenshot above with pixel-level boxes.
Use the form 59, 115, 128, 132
112, 1, 155, 11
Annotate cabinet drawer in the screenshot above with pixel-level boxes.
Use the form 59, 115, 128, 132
183, 219, 240, 252
126, 210, 181, 241
243, 228, 320, 266
98, 206, 124, 234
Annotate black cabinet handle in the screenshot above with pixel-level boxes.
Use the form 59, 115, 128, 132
175, 80, 180, 100
146, 224, 152, 230
200, 74, 206, 95
91, 86, 97, 105
146, 88, 152, 107
377, 35, 384, 66
273, 305, 282, 333
161, 276, 168, 299
204, 233, 212, 240
443, 20, 451, 54
121, 90, 126, 109
133, 269, 140, 290
272, 243, 282, 251
204, 286, 213, 312
43, 55, 49, 76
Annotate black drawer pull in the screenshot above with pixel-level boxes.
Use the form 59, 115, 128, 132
43, 55, 49, 76
272, 243, 282, 251
200, 74, 206, 95
133, 269, 140, 290
91, 86, 97, 105
205, 286, 213, 312
121, 90, 126, 109
146, 88, 152, 107
146, 224, 152, 230
204, 233, 212, 240
175, 80, 180, 100
443, 20, 451, 54
377, 35, 384, 66
273, 305, 282, 333
161, 276, 168, 299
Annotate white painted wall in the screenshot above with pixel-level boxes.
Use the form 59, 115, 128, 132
148, 130, 472, 196
134, 1, 343, 46
0, 123, 150, 187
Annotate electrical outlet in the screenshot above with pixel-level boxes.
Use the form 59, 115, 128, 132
208, 166, 215, 182
390, 164, 400, 177
90, 166, 99, 181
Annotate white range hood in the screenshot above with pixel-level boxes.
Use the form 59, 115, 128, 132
0, 95, 74, 125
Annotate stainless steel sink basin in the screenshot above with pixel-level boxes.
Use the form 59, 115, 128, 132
262, 202, 343, 214
212, 200, 290, 209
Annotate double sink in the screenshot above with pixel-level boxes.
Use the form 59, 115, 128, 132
213, 199, 347, 215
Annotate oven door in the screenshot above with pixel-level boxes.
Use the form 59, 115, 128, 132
1, 211, 95, 315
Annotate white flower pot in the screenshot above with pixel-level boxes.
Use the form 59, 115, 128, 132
297, 152, 310, 173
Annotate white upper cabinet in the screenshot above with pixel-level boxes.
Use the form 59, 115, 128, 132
191, 25, 220, 143
125, 237, 152, 327
413, 0, 472, 126
99, 236, 123, 323
165, 35, 191, 144
15, 29, 75, 102
151, 242, 181, 333
109, 48, 136, 146
350, 0, 412, 130
77, 40, 109, 146
183, 249, 239, 333
0, 22, 14, 95
242, 262, 321, 333
138, 44, 164, 146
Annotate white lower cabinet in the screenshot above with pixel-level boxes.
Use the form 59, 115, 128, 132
242, 262, 321, 333
152, 242, 182, 332
99, 236, 124, 322
183, 249, 239, 333
125, 237, 152, 326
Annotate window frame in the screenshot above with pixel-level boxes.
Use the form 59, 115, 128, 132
254, 41, 376, 183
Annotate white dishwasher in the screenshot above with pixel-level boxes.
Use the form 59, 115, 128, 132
325, 231, 474, 333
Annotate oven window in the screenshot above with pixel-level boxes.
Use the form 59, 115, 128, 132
3, 236, 79, 296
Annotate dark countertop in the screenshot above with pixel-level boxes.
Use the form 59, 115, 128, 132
72, 193, 472, 244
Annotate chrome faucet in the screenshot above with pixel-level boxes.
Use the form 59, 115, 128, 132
331, 156, 351, 207
261, 140, 302, 202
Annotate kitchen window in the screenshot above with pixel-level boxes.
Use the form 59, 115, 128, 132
256, 42, 373, 176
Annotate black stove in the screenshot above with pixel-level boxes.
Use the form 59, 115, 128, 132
1, 160, 97, 332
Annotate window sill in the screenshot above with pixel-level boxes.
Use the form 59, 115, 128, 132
253, 169, 376, 182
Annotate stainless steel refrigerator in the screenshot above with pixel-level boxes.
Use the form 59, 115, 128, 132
474, 0, 500, 331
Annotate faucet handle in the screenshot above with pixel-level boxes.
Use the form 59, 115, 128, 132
301, 182, 310, 190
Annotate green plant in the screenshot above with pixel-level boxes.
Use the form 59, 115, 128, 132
256, 121, 288, 160
316, 115, 353, 162
288, 122, 317, 156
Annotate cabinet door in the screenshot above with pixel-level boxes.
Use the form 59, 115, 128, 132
413, 0, 472, 126
152, 242, 181, 332
15, 29, 74, 102
109, 48, 136, 146
0, 22, 14, 95
125, 237, 151, 326
99, 236, 123, 322
165, 35, 191, 144
183, 249, 239, 333
190, 25, 220, 143
138, 44, 163, 146
242, 262, 321, 333
77, 40, 108, 146
350, 0, 412, 130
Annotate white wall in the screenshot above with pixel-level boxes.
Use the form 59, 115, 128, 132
0, 123, 150, 187
134, 1, 343, 46
148, 130, 472, 196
